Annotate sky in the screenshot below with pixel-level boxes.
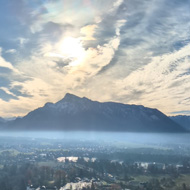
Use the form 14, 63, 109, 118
0, 0, 190, 117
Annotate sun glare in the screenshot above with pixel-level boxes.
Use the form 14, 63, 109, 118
59, 37, 85, 66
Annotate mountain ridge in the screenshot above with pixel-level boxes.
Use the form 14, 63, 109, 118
170, 115, 190, 130
1, 93, 187, 132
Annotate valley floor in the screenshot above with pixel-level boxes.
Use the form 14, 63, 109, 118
0, 134, 190, 190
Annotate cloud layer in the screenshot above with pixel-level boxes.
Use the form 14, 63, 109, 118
0, 0, 190, 117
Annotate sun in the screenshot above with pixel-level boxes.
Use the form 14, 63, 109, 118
59, 37, 85, 65
45, 36, 86, 66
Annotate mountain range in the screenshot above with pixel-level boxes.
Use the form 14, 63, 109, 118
170, 115, 190, 130
0, 93, 187, 132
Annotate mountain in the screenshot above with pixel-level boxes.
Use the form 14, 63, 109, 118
170, 115, 190, 130
0, 117, 5, 126
0, 117, 5, 123
0, 117, 17, 126
4, 93, 186, 132
0, 117, 7, 128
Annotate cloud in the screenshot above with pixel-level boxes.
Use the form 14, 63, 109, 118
114, 44, 190, 115
0, 89, 18, 102
18, 38, 29, 47
5, 49, 17, 54
80, 24, 97, 41
9, 85, 33, 98
0, 46, 32, 104
170, 110, 190, 115
27, 1, 119, 34
98, 0, 190, 75
0, 48, 15, 70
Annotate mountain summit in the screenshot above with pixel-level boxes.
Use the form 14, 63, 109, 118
4, 93, 186, 132
58, 93, 82, 102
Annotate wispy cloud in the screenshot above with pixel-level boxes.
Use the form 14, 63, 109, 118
114, 44, 190, 115
0, 48, 15, 70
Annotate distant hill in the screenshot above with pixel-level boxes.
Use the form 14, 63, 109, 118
2, 93, 186, 132
170, 115, 190, 130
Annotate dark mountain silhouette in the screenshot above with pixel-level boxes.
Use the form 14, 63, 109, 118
170, 115, 190, 130
2, 93, 186, 132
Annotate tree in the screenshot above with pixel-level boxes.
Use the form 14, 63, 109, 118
91, 182, 95, 190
